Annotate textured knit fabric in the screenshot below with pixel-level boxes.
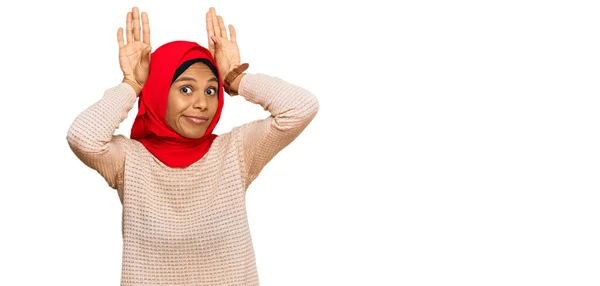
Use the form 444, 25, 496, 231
66, 73, 319, 285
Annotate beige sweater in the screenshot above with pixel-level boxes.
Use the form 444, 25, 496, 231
67, 73, 319, 285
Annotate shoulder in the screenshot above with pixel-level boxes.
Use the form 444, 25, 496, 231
215, 122, 261, 149
211, 130, 237, 152
210, 127, 256, 162
113, 134, 135, 152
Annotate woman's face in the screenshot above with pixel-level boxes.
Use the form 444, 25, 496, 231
166, 63, 219, 139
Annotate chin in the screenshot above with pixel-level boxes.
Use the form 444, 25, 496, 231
184, 130, 207, 139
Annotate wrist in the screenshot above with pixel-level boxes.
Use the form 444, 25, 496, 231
122, 78, 142, 96
228, 73, 246, 95
223, 63, 249, 96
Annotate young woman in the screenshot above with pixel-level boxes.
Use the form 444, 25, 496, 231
67, 6, 319, 285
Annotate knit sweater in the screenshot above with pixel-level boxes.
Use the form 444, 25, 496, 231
66, 73, 319, 285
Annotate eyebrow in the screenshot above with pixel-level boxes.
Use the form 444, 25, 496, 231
174, 76, 219, 84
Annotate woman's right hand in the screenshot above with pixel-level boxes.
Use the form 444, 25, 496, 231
117, 7, 151, 96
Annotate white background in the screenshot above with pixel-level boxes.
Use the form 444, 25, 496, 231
0, 0, 598, 285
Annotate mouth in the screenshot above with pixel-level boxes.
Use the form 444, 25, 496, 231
183, 115, 209, 125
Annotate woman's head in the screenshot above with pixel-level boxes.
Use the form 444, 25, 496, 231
166, 61, 220, 138
131, 41, 224, 144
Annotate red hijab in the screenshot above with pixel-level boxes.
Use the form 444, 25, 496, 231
130, 41, 224, 168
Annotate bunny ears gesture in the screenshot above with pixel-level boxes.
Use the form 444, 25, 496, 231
113, 6, 242, 95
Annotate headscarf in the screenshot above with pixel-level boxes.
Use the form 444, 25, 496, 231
130, 41, 224, 168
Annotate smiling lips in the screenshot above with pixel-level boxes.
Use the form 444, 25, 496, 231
184, 115, 209, 125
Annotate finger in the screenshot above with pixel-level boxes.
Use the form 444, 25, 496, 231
126, 12, 133, 44
206, 10, 214, 36
133, 7, 141, 42
206, 11, 215, 53
210, 7, 221, 37
117, 28, 125, 48
142, 12, 151, 45
217, 16, 227, 39
229, 24, 236, 43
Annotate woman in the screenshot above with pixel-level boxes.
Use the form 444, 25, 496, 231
67, 6, 319, 285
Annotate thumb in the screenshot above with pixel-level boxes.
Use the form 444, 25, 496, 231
141, 46, 151, 64
211, 36, 221, 49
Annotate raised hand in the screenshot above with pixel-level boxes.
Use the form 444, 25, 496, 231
117, 7, 151, 96
206, 7, 241, 80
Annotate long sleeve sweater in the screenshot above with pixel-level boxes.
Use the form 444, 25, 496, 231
66, 73, 319, 286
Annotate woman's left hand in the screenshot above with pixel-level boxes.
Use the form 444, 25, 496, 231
206, 7, 241, 79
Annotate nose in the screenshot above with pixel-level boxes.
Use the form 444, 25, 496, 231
193, 94, 208, 110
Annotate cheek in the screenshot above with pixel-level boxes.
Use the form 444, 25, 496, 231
210, 97, 220, 113
166, 95, 186, 122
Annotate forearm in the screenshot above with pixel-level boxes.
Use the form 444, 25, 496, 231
67, 83, 137, 153
237, 73, 319, 129
235, 73, 319, 188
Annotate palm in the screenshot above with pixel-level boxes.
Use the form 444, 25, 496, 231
206, 7, 241, 79
212, 38, 240, 77
119, 42, 151, 85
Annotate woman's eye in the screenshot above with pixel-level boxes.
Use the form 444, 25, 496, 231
180, 86, 192, 94
206, 87, 217, 96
